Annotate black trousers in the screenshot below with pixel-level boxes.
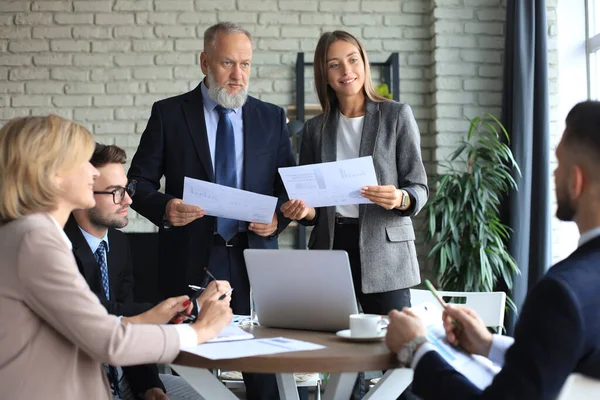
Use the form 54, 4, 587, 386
333, 223, 412, 400
208, 235, 308, 400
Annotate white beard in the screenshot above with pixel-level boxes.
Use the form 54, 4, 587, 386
206, 68, 249, 109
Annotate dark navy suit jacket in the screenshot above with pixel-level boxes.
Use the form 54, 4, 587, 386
413, 235, 600, 400
64, 216, 165, 397
128, 83, 296, 298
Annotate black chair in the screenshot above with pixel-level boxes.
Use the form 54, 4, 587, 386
126, 232, 161, 304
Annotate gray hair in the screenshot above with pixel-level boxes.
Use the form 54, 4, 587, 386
203, 22, 252, 52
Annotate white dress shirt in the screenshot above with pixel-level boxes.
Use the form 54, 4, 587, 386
335, 112, 364, 218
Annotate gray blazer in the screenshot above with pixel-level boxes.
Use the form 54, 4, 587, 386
0, 213, 181, 400
300, 99, 428, 293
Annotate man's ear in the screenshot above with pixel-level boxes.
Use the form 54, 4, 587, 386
200, 52, 208, 75
569, 164, 585, 201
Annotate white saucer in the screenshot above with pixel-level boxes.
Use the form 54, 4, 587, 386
335, 329, 386, 342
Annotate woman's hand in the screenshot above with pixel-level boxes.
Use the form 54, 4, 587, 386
196, 280, 231, 309
125, 295, 193, 325
280, 200, 316, 221
191, 289, 234, 343
361, 185, 408, 210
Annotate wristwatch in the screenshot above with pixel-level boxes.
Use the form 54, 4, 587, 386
398, 335, 428, 366
397, 189, 410, 210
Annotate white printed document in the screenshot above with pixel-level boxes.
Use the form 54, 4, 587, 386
182, 177, 277, 224
182, 337, 325, 360
206, 323, 254, 343
412, 303, 501, 390
278, 156, 379, 208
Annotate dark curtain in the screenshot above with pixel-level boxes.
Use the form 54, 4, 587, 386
500, 0, 551, 335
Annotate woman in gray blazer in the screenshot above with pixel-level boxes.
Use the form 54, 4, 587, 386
282, 31, 428, 317
0, 115, 233, 399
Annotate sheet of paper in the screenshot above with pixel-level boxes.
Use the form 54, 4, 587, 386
206, 323, 254, 343
278, 156, 379, 208
182, 337, 325, 360
182, 177, 277, 224
412, 302, 501, 390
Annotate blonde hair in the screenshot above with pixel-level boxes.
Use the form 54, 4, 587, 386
0, 115, 95, 224
313, 31, 389, 130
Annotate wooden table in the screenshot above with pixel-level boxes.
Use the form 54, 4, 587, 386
170, 326, 414, 400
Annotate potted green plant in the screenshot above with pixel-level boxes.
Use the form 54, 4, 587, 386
423, 114, 521, 311
374, 83, 393, 99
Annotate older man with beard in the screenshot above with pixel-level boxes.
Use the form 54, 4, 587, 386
127, 22, 299, 400
385, 101, 600, 399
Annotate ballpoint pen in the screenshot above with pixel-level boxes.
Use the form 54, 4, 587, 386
218, 288, 234, 300
424, 279, 460, 328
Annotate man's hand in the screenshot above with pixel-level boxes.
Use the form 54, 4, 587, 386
248, 213, 278, 237
139, 295, 193, 325
442, 305, 493, 357
385, 308, 427, 353
165, 198, 205, 227
360, 185, 407, 210
144, 387, 168, 400
191, 289, 233, 343
196, 280, 231, 310
280, 200, 316, 221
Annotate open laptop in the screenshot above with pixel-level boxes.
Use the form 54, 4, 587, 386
243, 249, 359, 332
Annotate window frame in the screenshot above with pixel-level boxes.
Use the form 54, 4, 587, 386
586, 0, 600, 98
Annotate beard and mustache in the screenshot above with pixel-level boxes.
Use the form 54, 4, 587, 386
206, 67, 249, 109
88, 206, 129, 230
555, 186, 576, 222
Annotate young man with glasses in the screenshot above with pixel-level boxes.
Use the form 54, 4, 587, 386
65, 143, 220, 400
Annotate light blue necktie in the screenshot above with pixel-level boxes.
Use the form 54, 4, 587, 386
215, 105, 239, 242
94, 240, 110, 301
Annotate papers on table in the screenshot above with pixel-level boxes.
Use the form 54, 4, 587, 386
182, 337, 325, 360
278, 156, 378, 208
206, 323, 254, 343
182, 177, 277, 224
412, 302, 501, 390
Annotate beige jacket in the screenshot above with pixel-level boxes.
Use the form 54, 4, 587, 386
0, 213, 181, 399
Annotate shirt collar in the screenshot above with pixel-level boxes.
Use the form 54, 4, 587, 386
200, 79, 241, 114
78, 226, 110, 254
48, 214, 73, 250
578, 226, 600, 247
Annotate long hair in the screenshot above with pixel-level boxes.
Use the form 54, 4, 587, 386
0, 115, 95, 224
313, 31, 389, 131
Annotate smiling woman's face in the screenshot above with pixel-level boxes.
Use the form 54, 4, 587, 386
326, 39, 366, 100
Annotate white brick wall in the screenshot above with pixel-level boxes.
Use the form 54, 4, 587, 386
0, 0, 560, 269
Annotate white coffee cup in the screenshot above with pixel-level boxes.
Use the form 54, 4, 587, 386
349, 314, 388, 338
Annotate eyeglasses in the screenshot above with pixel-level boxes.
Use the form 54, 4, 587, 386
201, 267, 219, 290
94, 180, 136, 204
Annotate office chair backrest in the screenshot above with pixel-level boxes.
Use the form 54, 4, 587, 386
410, 289, 506, 331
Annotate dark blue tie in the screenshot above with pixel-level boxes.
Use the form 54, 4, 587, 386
94, 241, 110, 300
215, 105, 238, 242
94, 241, 121, 398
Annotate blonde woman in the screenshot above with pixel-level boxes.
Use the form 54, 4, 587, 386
0, 115, 232, 399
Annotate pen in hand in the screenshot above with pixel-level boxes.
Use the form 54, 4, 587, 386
218, 288, 234, 301
424, 279, 460, 328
